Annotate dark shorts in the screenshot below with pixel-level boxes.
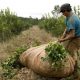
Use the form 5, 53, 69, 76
62, 37, 80, 61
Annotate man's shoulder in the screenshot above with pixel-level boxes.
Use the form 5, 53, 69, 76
69, 16, 74, 23
69, 14, 79, 23
71, 14, 79, 20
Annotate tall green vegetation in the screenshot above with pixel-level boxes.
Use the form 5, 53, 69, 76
38, 5, 65, 37
0, 8, 39, 42
39, 16, 65, 37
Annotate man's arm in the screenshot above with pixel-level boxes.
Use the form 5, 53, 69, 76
58, 29, 75, 42
61, 28, 67, 39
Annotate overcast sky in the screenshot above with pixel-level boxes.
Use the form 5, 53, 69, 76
0, 0, 80, 19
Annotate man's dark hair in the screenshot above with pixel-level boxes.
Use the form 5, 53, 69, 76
60, 3, 72, 12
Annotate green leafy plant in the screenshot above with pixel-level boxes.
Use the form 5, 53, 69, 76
1, 46, 28, 79
41, 41, 68, 68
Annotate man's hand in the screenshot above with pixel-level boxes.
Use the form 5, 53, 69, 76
58, 38, 65, 43
58, 29, 75, 43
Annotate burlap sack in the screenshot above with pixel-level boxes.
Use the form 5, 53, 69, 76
19, 43, 75, 78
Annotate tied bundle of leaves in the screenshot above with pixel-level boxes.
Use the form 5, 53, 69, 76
42, 41, 68, 67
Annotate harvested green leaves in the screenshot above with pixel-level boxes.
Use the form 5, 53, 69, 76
41, 41, 68, 68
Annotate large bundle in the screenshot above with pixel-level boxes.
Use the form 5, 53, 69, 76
19, 42, 75, 78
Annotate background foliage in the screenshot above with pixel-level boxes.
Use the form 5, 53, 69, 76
0, 8, 38, 42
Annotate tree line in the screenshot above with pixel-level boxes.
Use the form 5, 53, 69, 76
0, 8, 38, 42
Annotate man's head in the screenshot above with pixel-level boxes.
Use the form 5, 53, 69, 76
60, 3, 72, 13
60, 3, 72, 17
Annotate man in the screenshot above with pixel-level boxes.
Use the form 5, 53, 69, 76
58, 3, 80, 79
